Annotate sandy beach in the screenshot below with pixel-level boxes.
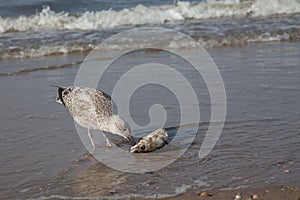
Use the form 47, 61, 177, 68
159, 186, 300, 200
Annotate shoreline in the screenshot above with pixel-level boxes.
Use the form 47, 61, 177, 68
36, 184, 300, 199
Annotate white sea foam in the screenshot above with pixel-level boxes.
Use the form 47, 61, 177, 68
0, 44, 91, 59
0, 30, 296, 59
197, 31, 292, 48
0, 0, 300, 33
31, 185, 193, 200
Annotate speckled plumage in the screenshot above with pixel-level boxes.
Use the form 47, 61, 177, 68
63, 87, 112, 130
55, 86, 135, 147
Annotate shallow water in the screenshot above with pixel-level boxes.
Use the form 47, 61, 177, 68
0, 41, 299, 199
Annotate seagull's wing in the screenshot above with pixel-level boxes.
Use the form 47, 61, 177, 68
64, 87, 113, 129
90, 89, 113, 118
66, 87, 98, 117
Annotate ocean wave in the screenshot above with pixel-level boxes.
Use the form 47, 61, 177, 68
0, 43, 92, 59
1, 29, 299, 59
197, 31, 295, 48
1, 0, 300, 33
0, 61, 82, 76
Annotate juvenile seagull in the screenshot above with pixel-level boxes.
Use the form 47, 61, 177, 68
54, 86, 135, 148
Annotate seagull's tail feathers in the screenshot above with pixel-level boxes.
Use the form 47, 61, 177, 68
50, 85, 67, 106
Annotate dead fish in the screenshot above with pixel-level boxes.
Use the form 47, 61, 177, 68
131, 128, 169, 153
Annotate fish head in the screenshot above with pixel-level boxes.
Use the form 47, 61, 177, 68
130, 138, 150, 153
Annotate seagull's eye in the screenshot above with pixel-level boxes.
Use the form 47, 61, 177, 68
63, 91, 69, 95
140, 145, 145, 151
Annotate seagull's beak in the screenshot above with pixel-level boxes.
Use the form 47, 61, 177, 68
112, 115, 135, 145
120, 130, 135, 145
125, 134, 136, 146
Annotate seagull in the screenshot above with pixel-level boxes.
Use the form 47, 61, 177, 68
53, 85, 135, 148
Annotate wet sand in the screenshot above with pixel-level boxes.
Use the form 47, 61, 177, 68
38, 155, 300, 200
1, 42, 299, 199
159, 186, 300, 200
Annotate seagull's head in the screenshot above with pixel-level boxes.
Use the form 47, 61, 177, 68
109, 115, 135, 145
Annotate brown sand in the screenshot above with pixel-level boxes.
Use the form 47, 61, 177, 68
140, 185, 300, 200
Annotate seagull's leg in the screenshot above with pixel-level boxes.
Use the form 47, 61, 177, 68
102, 132, 116, 147
87, 129, 95, 149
